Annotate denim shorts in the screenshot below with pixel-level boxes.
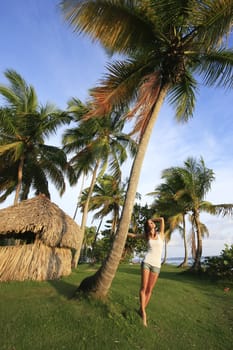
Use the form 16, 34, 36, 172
141, 261, 160, 274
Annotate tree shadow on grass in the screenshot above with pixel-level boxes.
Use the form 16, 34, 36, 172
159, 270, 188, 281
48, 279, 79, 299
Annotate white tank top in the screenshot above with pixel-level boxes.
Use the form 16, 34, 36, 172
143, 235, 163, 268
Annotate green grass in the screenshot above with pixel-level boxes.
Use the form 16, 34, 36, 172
0, 264, 232, 350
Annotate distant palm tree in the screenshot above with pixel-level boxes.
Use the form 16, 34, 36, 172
164, 157, 222, 270
80, 226, 96, 263
63, 98, 95, 225
80, 175, 128, 260
0, 69, 74, 204
151, 159, 230, 268
61, 0, 233, 296
82, 174, 127, 235
63, 98, 137, 265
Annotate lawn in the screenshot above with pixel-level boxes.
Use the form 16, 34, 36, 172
0, 264, 232, 350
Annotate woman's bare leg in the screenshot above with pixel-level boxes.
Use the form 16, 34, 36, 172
145, 272, 159, 308
139, 270, 159, 326
139, 268, 150, 326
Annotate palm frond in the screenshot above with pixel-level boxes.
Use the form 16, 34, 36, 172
194, 0, 233, 48
150, 0, 195, 29
199, 201, 217, 214
211, 204, 233, 217
24, 163, 50, 198
0, 86, 21, 108
61, 0, 158, 55
27, 86, 38, 111
3, 69, 38, 112
0, 141, 24, 161
126, 72, 162, 138
168, 71, 197, 121
0, 185, 15, 203
197, 49, 233, 89
89, 58, 150, 116
40, 106, 71, 138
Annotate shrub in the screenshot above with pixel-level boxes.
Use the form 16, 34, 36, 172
204, 244, 233, 280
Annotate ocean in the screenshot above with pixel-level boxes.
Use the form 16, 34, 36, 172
166, 257, 194, 266
131, 256, 210, 266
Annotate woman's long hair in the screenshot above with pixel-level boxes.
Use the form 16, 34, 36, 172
144, 219, 158, 240
144, 220, 151, 241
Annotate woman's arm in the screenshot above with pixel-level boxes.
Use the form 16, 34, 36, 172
153, 217, 165, 236
127, 232, 144, 239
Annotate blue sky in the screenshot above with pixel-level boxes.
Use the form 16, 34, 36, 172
0, 0, 232, 258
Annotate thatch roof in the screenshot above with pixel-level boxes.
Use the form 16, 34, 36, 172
0, 194, 81, 249
0, 195, 82, 281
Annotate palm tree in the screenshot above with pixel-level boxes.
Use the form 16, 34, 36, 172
61, 0, 233, 296
79, 226, 96, 263
80, 174, 128, 261
63, 98, 137, 265
164, 157, 217, 270
0, 69, 74, 204
152, 158, 233, 268
82, 174, 127, 235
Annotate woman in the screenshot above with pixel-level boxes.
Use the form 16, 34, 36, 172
128, 217, 165, 327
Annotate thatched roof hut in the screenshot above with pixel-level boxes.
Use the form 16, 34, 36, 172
0, 195, 82, 282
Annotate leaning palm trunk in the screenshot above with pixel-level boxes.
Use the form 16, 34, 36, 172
112, 210, 119, 236
92, 218, 103, 250
72, 160, 100, 267
14, 155, 24, 205
191, 228, 196, 260
73, 173, 86, 220
192, 210, 203, 271
162, 238, 168, 265
178, 214, 188, 267
77, 86, 169, 297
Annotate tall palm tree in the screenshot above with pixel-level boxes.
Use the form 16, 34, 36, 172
63, 98, 137, 265
61, 0, 233, 296
0, 69, 74, 204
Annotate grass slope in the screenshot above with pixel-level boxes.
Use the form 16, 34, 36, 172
0, 264, 232, 350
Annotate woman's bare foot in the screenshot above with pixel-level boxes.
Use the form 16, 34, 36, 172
141, 309, 147, 327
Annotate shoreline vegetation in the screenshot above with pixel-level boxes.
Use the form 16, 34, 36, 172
1, 264, 232, 350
